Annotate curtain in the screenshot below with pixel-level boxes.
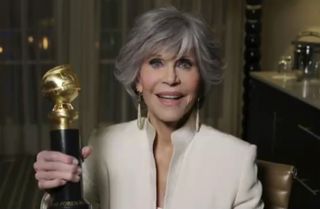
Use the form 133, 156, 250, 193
0, 0, 244, 155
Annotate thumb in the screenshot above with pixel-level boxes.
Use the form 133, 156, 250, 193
81, 146, 92, 159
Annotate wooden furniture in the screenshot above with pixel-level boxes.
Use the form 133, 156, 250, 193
247, 72, 320, 209
242, 0, 263, 139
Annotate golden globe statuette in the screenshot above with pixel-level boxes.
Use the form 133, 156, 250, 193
42, 65, 90, 209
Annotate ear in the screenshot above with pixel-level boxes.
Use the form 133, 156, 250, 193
135, 69, 143, 93
135, 78, 143, 93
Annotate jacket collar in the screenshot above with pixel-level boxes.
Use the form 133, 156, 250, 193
144, 112, 197, 152
143, 113, 198, 208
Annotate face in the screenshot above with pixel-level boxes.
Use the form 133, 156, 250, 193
136, 50, 201, 128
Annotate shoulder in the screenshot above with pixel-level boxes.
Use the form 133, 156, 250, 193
195, 124, 256, 156
190, 125, 260, 191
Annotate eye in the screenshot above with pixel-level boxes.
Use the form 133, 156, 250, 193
149, 58, 163, 69
176, 58, 193, 70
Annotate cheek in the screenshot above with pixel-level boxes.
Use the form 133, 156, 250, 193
186, 73, 201, 94
185, 76, 201, 106
139, 71, 160, 91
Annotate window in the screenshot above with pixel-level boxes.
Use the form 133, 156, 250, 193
0, 0, 56, 125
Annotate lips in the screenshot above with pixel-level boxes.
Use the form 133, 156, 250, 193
156, 92, 183, 99
155, 92, 184, 106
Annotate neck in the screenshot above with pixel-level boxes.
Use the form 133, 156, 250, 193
148, 111, 193, 147
149, 116, 174, 146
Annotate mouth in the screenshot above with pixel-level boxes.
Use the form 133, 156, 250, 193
156, 92, 184, 100
155, 92, 184, 106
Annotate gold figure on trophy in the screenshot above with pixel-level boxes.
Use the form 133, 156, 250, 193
42, 65, 80, 130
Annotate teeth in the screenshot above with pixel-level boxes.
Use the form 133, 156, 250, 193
158, 95, 181, 99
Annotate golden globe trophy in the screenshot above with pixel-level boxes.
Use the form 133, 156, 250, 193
42, 65, 90, 209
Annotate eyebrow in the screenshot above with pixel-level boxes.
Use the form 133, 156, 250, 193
179, 55, 195, 61
180, 55, 192, 59
147, 52, 195, 61
147, 54, 163, 59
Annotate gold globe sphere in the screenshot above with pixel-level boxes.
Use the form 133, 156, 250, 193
42, 65, 80, 104
42, 65, 80, 129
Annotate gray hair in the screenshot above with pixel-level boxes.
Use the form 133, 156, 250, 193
114, 7, 223, 102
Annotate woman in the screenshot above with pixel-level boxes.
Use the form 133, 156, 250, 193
34, 7, 263, 209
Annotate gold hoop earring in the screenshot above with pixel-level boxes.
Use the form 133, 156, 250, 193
137, 93, 145, 129
196, 97, 200, 132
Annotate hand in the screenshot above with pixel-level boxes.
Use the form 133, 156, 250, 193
33, 146, 92, 190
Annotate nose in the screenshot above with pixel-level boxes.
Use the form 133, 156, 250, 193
163, 65, 180, 86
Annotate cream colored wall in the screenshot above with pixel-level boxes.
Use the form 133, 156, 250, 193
261, 0, 320, 70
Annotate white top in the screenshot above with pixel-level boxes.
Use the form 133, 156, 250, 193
82, 116, 264, 209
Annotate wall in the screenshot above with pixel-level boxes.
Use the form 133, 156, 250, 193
261, 0, 320, 70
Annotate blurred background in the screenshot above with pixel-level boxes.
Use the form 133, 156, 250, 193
0, 0, 244, 157
0, 0, 243, 208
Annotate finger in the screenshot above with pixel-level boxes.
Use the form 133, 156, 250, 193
38, 179, 67, 190
37, 150, 78, 164
81, 146, 92, 159
35, 170, 81, 182
34, 161, 80, 173
37, 150, 78, 165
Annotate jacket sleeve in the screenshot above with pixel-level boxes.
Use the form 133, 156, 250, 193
233, 145, 264, 209
83, 129, 110, 209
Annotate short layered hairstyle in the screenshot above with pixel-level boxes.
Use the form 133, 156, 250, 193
114, 7, 223, 102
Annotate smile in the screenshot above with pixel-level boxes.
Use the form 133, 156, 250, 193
155, 92, 184, 106
156, 92, 184, 100
157, 95, 183, 99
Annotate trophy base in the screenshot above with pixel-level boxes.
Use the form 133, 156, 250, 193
49, 129, 91, 209
48, 200, 91, 209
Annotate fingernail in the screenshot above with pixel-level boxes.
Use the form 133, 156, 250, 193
77, 167, 82, 174
75, 175, 80, 182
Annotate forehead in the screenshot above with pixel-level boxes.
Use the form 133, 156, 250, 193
146, 48, 196, 60
143, 29, 196, 59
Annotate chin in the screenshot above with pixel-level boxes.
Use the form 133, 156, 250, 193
158, 114, 182, 123
153, 110, 191, 124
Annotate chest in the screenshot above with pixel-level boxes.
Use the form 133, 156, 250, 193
154, 146, 173, 207
104, 140, 239, 209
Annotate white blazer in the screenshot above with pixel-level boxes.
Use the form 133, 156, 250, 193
83, 117, 264, 209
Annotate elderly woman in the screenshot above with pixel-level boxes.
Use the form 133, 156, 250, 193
34, 7, 263, 209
